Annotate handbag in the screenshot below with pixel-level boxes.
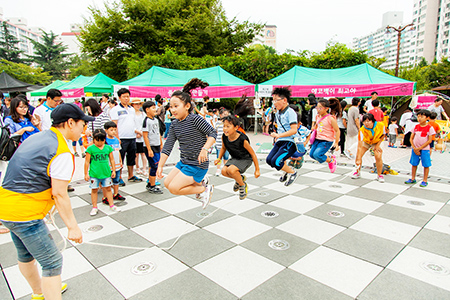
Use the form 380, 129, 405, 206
0, 126, 21, 161
309, 114, 330, 145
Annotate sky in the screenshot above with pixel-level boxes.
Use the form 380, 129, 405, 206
1, 0, 414, 53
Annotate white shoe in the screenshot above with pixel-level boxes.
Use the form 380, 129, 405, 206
196, 176, 210, 199
377, 175, 385, 183
215, 169, 221, 177
351, 171, 361, 179
201, 184, 214, 209
110, 205, 121, 212
90, 208, 98, 216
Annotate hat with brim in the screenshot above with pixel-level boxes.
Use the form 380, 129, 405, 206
51, 103, 95, 124
130, 98, 143, 104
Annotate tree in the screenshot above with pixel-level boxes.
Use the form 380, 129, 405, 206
0, 59, 51, 85
68, 54, 99, 79
27, 30, 72, 80
0, 21, 25, 63
79, 0, 263, 81
309, 42, 368, 69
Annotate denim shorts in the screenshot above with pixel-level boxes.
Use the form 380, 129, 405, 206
111, 170, 121, 185
0, 219, 63, 277
215, 146, 230, 160
89, 177, 113, 189
175, 161, 208, 183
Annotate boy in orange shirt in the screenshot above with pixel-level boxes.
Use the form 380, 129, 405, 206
428, 112, 440, 153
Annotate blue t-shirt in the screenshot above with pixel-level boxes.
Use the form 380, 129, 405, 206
4, 116, 40, 142
295, 125, 311, 143
106, 136, 122, 169
276, 107, 298, 142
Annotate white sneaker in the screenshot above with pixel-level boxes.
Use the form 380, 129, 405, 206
215, 169, 221, 177
201, 184, 214, 209
90, 208, 98, 216
351, 171, 361, 179
344, 150, 353, 159
377, 175, 385, 183
196, 176, 210, 199
110, 205, 121, 212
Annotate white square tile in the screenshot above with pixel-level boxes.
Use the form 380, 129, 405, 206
211, 197, 263, 214
71, 184, 92, 195
270, 195, 323, 214
361, 181, 408, 194
351, 215, 421, 244
61, 216, 127, 243
70, 196, 89, 209
98, 247, 188, 298
119, 181, 149, 195
97, 196, 147, 215
0, 229, 12, 245
152, 196, 201, 214
415, 181, 450, 193
263, 182, 309, 194
132, 216, 198, 245
194, 246, 284, 298
306, 171, 341, 180
302, 163, 326, 170
425, 215, 450, 235
388, 246, 450, 292
328, 195, 384, 214
277, 215, 345, 244
204, 215, 271, 244
214, 181, 259, 193
290, 246, 382, 298
311, 181, 359, 194
259, 170, 283, 179
387, 195, 445, 214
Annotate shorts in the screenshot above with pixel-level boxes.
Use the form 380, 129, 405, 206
120, 138, 136, 166
225, 158, 253, 173
292, 143, 306, 158
0, 219, 63, 277
111, 169, 122, 185
176, 161, 208, 183
361, 141, 376, 149
266, 140, 297, 170
89, 177, 113, 189
144, 146, 161, 177
410, 149, 431, 168
215, 146, 229, 160
72, 137, 83, 146
136, 142, 144, 154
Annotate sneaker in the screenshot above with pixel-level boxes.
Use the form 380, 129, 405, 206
344, 150, 353, 159
31, 283, 67, 299
233, 175, 246, 192
295, 159, 303, 169
101, 197, 109, 205
200, 184, 214, 209
128, 176, 143, 182
82, 152, 86, 158
90, 208, 98, 216
377, 175, 385, 183
196, 176, 210, 199
420, 181, 428, 187
67, 185, 75, 192
340, 153, 347, 157
113, 193, 126, 200
351, 171, 360, 179
404, 179, 417, 184
74, 152, 79, 157
285, 171, 298, 186
279, 171, 288, 182
288, 160, 295, 168
391, 145, 397, 148
155, 180, 161, 186
239, 183, 248, 200
215, 169, 221, 177
147, 185, 163, 194
110, 205, 121, 212
328, 155, 337, 173
118, 178, 126, 186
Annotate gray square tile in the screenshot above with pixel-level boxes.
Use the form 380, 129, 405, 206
324, 229, 404, 267
247, 189, 289, 204
132, 190, 175, 204
358, 269, 450, 300
346, 187, 397, 203
54, 205, 108, 228
175, 207, 234, 228
0, 273, 13, 300
330, 176, 372, 187
158, 229, 235, 267
240, 228, 319, 267
240, 205, 300, 227
130, 269, 237, 300
372, 204, 434, 227
0, 242, 19, 269
186, 188, 236, 203
438, 204, 450, 217
242, 268, 352, 300
246, 175, 280, 187
402, 187, 450, 203
76, 230, 153, 268
305, 204, 367, 227
209, 174, 236, 185
110, 205, 169, 228
409, 228, 450, 259
296, 175, 325, 186
293, 187, 340, 203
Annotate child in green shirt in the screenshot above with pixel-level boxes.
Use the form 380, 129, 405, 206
84, 129, 120, 216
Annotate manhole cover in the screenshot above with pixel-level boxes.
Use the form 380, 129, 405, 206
268, 239, 290, 250
329, 184, 342, 188
420, 262, 449, 276
327, 211, 345, 218
196, 211, 210, 218
84, 225, 103, 233
261, 211, 279, 218
131, 262, 157, 275
115, 201, 128, 207
407, 200, 425, 206
257, 192, 270, 197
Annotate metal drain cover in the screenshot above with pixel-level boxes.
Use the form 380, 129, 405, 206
420, 262, 449, 276
261, 211, 279, 218
196, 211, 210, 218
268, 239, 290, 250
84, 225, 103, 233
327, 211, 345, 218
407, 200, 425, 206
329, 184, 342, 188
257, 192, 270, 197
115, 201, 128, 207
131, 262, 157, 275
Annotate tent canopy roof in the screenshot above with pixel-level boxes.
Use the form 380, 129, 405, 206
59, 73, 118, 94
119, 66, 254, 87
0, 71, 41, 92
28, 80, 66, 97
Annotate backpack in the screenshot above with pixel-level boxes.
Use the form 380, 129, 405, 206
0, 126, 21, 161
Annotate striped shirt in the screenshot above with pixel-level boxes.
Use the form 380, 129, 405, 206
87, 111, 110, 132
215, 121, 224, 150
162, 113, 217, 169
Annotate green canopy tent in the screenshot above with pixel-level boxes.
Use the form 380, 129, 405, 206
257, 63, 416, 98
59, 73, 118, 98
27, 80, 66, 97
116, 66, 255, 98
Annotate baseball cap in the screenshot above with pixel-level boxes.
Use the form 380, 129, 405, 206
51, 103, 95, 124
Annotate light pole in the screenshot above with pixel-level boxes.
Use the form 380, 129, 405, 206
386, 23, 414, 77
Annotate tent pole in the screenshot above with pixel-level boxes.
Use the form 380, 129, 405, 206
254, 92, 259, 135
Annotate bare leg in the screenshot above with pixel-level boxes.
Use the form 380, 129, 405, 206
102, 186, 114, 206
222, 165, 244, 185
354, 145, 369, 173
167, 172, 205, 195
423, 167, 430, 182
127, 165, 134, 179
42, 275, 62, 300
374, 150, 383, 176
163, 168, 181, 190
411, 165, 417, 181
280, 161, 294, 174
91, 188, 99, 207
18, 260, 42, 295
113, 184, 119, 196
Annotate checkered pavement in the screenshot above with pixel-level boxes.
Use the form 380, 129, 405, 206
1, 161, 450, 299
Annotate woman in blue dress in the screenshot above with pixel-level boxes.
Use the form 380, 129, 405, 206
4, 97, 41, 142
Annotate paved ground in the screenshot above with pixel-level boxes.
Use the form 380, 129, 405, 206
1, 133, 450, 299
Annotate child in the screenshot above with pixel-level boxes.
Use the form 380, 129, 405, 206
84, 129, 121, 215
428, 112, 441, 152
215, 115, 260, 199
404, 109, 435, 187
104, 121, 126, 203
309, 99, 340, 173
368, 99, 384, 122
351, 113, 385, 182
131, 98, 147, 175
142, 101, 164, 194
388, 116, 399, 148
212, 108, 220, 127
289, 113, 311, 169
215, 108, 230, 176
156, 78, 217, 209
